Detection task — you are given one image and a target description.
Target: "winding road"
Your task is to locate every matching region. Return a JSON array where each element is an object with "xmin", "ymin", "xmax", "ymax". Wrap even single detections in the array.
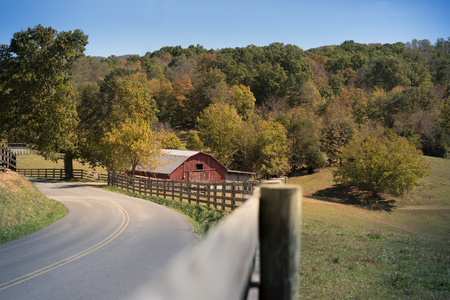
[{"xmin": 0, "ymin": 180, "xmax": 196, "ymax": 300}]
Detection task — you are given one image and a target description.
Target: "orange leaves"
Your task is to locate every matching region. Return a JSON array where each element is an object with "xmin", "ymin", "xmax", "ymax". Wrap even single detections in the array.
[{"xmin": 172, "ymin": 74, "xmax": 194, "ymax": 100}]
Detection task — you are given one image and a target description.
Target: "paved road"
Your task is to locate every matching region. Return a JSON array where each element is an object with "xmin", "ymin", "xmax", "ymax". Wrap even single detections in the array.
[{"xmin": 0, "ymin": 180, "xmax": 196, "ymax": 300}]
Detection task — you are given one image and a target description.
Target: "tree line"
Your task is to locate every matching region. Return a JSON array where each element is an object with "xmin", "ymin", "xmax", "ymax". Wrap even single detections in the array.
[{"xmin": 1, "ymin": 25, "xmax": 448, "ymax": 194}]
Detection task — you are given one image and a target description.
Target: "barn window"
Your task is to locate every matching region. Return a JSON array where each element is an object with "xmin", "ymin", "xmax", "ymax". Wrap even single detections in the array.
[{"xmin": 196, "ymin": 164, "xmax": 203, "ymax": 170}]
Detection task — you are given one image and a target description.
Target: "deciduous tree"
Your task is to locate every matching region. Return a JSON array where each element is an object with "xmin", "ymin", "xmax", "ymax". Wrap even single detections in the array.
[
  {"xmin": 101, "ymin": 119, "xmax": 162, "ymax": 176},
  {"xmin": 333, "ymin": 131, "xmax": 428, "ymax": 196},
  {"xmin": 232, "ymin": 116, "xmax": 289, "ymax": 178},
  {"xmin": 320, "ymin": 121, "xmax": 354, "ymax": 165},
  {"xmin": 229, "ymin": 84, "xmax": 256, "ymax": 119},
  {"xmin": 78, "ymin": 69, "xmax": 158, "ymax": 169},
  {"xmin": 160, "ymin": 131, "xmax": 181, "ymax": 149},
  {"xmin": 197, "ymin": 103, "xmax": 242, "ymax": 166},
  {"xmin": 282, "ymin": 111, "xmax": 326, "ymax": 173},
  {"xmin": 186, "ymin": 130, "xmax": 204, "ymax": 151},
  {"xmin": 0, "ymin": 25, "xmax": 88, "ymax": 178}
]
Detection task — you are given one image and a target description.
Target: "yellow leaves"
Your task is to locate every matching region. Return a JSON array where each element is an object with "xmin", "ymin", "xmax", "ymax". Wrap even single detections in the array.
[
  {"xmin": 100, "ymin": 119, "xmax": 162, "ymax": 173},
  {"xmin": 104, "ymin": 72, "xmax": 157, "ymax": 128},
  {"xmin": 391, "ymin": 86, "xmax": 405, "ymax": 93},
  {"xmin": 230, "ymin": 84, "xmax": 256, "ymax": 119},
  {"xmin": 335, "ymin": 131, "xmax": 428, "ymax": 196},
  {"xmin": 198, "ymin": 103, "xmax": 242, "ymax": 165}
]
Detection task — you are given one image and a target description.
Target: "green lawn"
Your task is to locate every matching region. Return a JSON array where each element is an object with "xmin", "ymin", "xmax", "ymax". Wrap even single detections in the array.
[
  {"xmin": 16, "ymin": 154, "xmax": 106, "ymax": 173},
  {"xmin": 289, "ymin": 156, "xmax": 449, "ymax": 299}
]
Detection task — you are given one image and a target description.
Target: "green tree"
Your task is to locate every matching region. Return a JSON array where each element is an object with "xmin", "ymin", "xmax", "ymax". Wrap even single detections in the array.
[
  {"xmin": 365, "ymin": 56, "xmax": 431, "ymax": 91},
  {"xmin": 101, "ymin": 119, "xmax": 162, "ymax": 176},
  {"xmin": 0, "ymin": 25, "xmax": 88, "ymax": 178},
  {"xmin": 101, "ymin": 72, "xmax": 157, "ymax": 129},
  {"xmin": 229, "ymin": 84, "xmax": 256, "ymax": 119},
  {"xmin": 197, "ymin": 103, "xmax": 242, "ymax": 166},
  {"xmin": 232, "ymin": 116, "xmax": 289, "ymax": 178},
  {"xmin": 186, "ymin": 130, "xmax": 204, "ymax": 151},
  {"xmin": 282, "ymin": 112, "xmax": 325, "ymax": 173},
  {"xmin": 160, "ymin": 131, "xmax": 181, "ymax": 149},
  {"xmin": 78, "ymin": 70, "xmax": 158, "ymax": 169},
  {"xmin": 383, "ymin": 86, "xmax": 438, "ymax": 127},
  {"xmin": 442, "ymin": 101, "xmax": 450, "ymax": 136},
  {"xmin": 154, "ymin": 74, "xmax": 194, "ymax": 126},
  {"xmin": 252, "ymin": 62, "xmax": 288, "ymax": 104},
  {"xmin": 333, "ymin": 131, "xmax": 428, "ymax": 196},
  {"xmin": 70, "ymin": 56, "xmax": 110, "ymax": 92},
  {"xmin": 187, "ymin": 68, "xmax": 227, "ymax": 126},
  {"xmin": 290, "ymin": 80, "xmax": 324, "ymax": 111},
  {"xmin": 320, "ymin": 122, "xmax": 354, "ymax": 164}
]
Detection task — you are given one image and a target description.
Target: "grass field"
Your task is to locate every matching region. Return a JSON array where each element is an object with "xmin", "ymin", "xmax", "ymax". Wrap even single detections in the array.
[
  {"xmin": 16, "ymin": 154, "xmax": 107, "ymax": 173},
  {"xmin": 289, "ymin": 156, "xmax": 449, "ymax": 299}
]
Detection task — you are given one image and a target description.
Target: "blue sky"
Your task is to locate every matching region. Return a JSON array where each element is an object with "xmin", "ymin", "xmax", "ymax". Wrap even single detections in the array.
[{"xmin": 1, "ymin": 0, "xmax": 449, "ymax": 57}]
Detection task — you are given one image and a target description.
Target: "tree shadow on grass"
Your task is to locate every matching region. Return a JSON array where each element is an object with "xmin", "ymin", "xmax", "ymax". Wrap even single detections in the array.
[{"xmin": 311, "ymin": 184, "xmax": 397, "ymax": 212}]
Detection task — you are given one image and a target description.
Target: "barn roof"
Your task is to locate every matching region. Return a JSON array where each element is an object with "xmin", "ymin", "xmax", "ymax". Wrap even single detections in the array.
[{"xmin": 135, "ymin": 149, "xmax": 200, "ymax": 175}]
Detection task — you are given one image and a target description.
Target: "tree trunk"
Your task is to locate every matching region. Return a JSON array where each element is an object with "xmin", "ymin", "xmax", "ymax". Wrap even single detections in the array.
[
  {"xmin": 64, "ymin": 150, "xmax": 74, "ymax": 179},
  {"xmin": 131, "ymin": 164, "xmax": 136, "ymax": 177}
]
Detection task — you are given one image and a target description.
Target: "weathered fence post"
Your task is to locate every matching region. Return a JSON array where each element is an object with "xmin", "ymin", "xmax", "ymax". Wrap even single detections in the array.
[
  {"xmin": 196, "ymin": 184, "xmax": 199, "ymax": 205},
  {"xmin": 259, "ymin": 184, "xmax": 301, "ymax": 300}
]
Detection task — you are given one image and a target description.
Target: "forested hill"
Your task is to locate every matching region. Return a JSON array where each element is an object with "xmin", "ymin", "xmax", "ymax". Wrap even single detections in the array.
[{"xmin": 71, "ymin": 38, "xmax": 450, "ymax": 175}]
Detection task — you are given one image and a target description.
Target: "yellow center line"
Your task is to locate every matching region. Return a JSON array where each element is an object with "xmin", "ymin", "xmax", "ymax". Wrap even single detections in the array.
[{"xmin": 0, "ymin": 201, "xmax": 130, "ymax": 291}]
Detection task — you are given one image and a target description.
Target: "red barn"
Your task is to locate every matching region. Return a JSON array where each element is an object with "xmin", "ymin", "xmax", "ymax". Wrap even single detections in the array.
[{"xmin": 134, "ymin": 149, "xmax": 254, "ymax": 183}]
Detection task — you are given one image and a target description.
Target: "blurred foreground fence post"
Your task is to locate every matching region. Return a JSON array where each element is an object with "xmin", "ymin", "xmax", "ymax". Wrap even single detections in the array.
[
  {"xmin": 259, "ymin": 185, "xmax": 301, "ymax": 300},
  {"xmin": 132, "ymin": 183, "xmax": 302, "ymax": 300}
]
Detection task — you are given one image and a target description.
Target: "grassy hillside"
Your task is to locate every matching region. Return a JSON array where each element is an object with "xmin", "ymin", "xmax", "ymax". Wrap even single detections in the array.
[
  {"xmin": 0, "ymin": 170, "xmax": 67, "ymax": 244},
  {"xmin": 289, "ymin": 156, "xmax": 449, "ymax": 299}
]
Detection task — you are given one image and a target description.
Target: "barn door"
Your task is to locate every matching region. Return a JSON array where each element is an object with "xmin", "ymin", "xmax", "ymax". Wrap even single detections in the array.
[{"xmin": 189, "ymin": 171, "xmax": 210, "ymax": 183}]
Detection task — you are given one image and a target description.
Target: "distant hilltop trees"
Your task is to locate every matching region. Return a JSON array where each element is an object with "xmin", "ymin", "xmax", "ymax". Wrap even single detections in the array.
[{"xmin": 1, "ymin": 26, "xmax": 449, "ymax": 182}]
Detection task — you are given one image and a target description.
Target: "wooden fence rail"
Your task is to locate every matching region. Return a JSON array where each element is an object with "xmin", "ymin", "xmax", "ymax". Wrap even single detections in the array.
[
  {"xmin": 17, "ymin": 169, "xmax": 108, "ymax": 182},
  {"xmin": 108, "ymin": 173, "xmax": 259, "ymax": 211},
  {"xmin": 1, "ymin": 144, "xmax": 16, "ymax": 171},
  {"xmin": 133, "ymin": 184, "xmax": 302, "ymax": 300},
  {"xmin": 15, "ymin": 169, "xmax": 257, "ymax": 210}
]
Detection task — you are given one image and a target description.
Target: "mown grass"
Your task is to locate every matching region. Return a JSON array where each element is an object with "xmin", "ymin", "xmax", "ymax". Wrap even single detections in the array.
[
  {"xmin": 300, "ymin": 205, "xmax": 448, "ymax": 299},
  {"xmin": 16, "ymin": 154, "xmax": 106, "ymax": 173},
  {"xmin": 289, "ymin": 156, "xmax": 449, "ymax": 299},
  {"xmin": 98, "ymin": 185, "xmax": 228, "ymax": 239},
  {"xmin": 0, "ymin": 170, "xmax": 68, "ymax": 244}
]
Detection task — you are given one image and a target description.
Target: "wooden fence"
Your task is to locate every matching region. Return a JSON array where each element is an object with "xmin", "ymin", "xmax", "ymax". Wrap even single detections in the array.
[
  {"xmin": 15, "ymin": 169, "xmax": 257, "ymax": 210},
  {"xmin": 11, "ymin": 149, "xmax": 39, "ymax": 156},
  {"xmin": 133, "ymin": 184, "xmax": 302, "ymax": 300},
  {"xmin": 1, "ymin": 144, "xmax": 16, "ymax": 171},
  {"xmin": 17, "ymin": 169, "xmax": 108, "ymax": 182},
  {"xmin": 108, "ymin": 173, "xmax": 259, "ymax": 210}
]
